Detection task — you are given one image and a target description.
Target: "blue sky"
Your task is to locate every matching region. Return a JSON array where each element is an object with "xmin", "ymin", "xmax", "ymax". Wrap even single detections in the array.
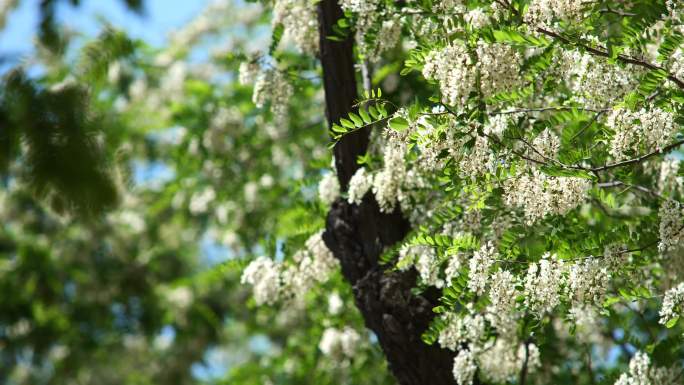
[{"xmin": 1, "ymin": 0, "xmax": 209, "ymax": 56}]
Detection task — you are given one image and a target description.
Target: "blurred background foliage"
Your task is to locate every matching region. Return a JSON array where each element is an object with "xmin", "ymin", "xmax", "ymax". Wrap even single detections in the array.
[{"xmin": 0, "ymin": 0, "xmax": 399, "ymax": 384}]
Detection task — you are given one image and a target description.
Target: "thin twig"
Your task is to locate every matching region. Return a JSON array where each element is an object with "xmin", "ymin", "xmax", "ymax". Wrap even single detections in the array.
[
  {"xmin": 490, "ymin": 106, "xmax": 608, "ymax": 115},
  {"xmin": 536, "ymin": 27, "xmax": 684, "ymax": 89}
]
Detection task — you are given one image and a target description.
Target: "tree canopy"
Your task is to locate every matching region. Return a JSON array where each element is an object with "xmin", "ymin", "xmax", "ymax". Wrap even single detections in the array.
[{"xmin": 2, "ymin": 1, "xmax": 684, "ymax": 385}]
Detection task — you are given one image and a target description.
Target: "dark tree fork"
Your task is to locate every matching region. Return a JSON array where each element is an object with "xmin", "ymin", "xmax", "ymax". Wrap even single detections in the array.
[{"xmin": 317, "ymin": 1, "xmax": 467, "ymax": 384}]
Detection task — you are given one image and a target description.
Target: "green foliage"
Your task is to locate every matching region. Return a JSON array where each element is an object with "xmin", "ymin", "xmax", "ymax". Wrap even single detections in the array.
[{"xmin": 1, "ymin": 70, "xmax": 119, "ymax": 215}]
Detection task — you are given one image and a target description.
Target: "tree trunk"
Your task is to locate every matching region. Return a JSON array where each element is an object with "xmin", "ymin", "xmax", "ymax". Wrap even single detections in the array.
[{"xmin": 317, "ymin": 2, "xmax": 459, "ymax": 384}]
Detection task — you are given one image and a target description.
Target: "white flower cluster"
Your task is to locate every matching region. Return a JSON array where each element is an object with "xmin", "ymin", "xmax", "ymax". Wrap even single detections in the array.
[
  {"xmin": 189, "ymin": 186, "xmax": 216, "ymax": 215},
  {"xmin": 318, "ymin": 172, "xmax": 340, "ymax": 205},
  {"xmin": 669, "ymin": 46, "xmax": 684, "ymax": 81},
  {"xmin": 607, "ymin": 107, "xmax": 677, "ymax": 160},
  {"xmin": 568, "ymin": 257, "xmax": 610, "ymax": 306},
  {"xmin": 464, "ymin": 8, "xmax": 490, "ymax": 29},
  {"xmin": 238, "ymin": 60, "xmax": 260, "ymax": 85},
  {"xmin": 475, "ymin": 42, "xmax": 523, "ymax": 98},
  {"xmin": 614, "ymin": 351, "xmax": 680, "ymax": 385},
  {"xmin": 339, "ymin": 0, "xmax": 378, "ymax": 14},
  {"xmin": 523, "ymin": 253, "xmax": 565, "ymax": 315},
  {"xmin": 423, "ymin": 41, "xmax": 522, "ymax": 106},
  {"xmin": 524, "ymin": 0, "xmax": 585, "ymax": 27},
  {"xmin": 666, "ymin": 0, "xmax": 683, "ymax": 22},
  {"xmin": 468, "ymin": 241, "xmax": 497, "ymax": 295},
  {"xmin": 284, "ymin": 232, "xmax": 339, "ymax": 299},
  {"xmin": 422, "ymin": 42, "xmax": 475, "ymax": 107},
  {"xmin": 252, "ymin": 69, "xmax": 294, "ymax": 122},
  {"xmin": 372, "ymin": 16, "xmax": 403, "ymax": 61},
  {"xmin": 438, "ymin": 310, "xmax": 486, "ymax": 351},
  {"xmin": 434, "ymin": 0, "xmax": 466, "ymax": 12},
  {"xmin": 456, "ymin": 136, "xmax": 498, "ymax": 181},
  {"xmin": 504, "ymin": 168, "xmax": 591, "ymax": 224},
  {"xmin": 347, "ymin": 167, "xmax": 372, "ymax": 204},
  {"xmin": 658, "ymin": 199, "xmax": 684, "ymax": 253},
  {"xmin": 241, "ymin": 256, "xmax": 282, "ymax": 305},
  {"xmin": 483, "ymin": 114, "xmax": 516, "ymax": 138},
  {"xmin": 273, "ymin": 0, "xmax": 319, "ymax": 54},
  {"xmin": 659, "ymin": 282, "xmax": 684, "ymax": 326},
  {"xmin": 441, "ymin": 308, "xmax": 541, "ymax": 385},
  {"xmin": 241, "ymin": 231, "xmax": 338, "ymax": 305},
  {"xmin": 318, "ymin": 327, "xmax": 362, "ymax": 360},
  {"xmin": 531, "ymin": 128, "xmax": 561, "ymax": 160},
  {"xmin": 398, "ymin": 245, "xmax": 444, "ymax": 287},
  {"xmin": 485, "ymin": 270, "xmax": 520, "ymax": 334},
  {"xmin": 558, "ymin": 50, "xmax": 640, "ymax": 109},
  {"xmin": 568, "ymin": 305, "xmax": 602, "ymax": 344},
  {"xmin": 477, "ymin": 339, "xmax": 541, "ymax": 384},
  {"xmin": 452, "ymin": 349, "xmax": 477, "ymax": 385},
  {"xmin": 339, "ymin": 0, "xmax": 400, "ymax": 61},
  {"xmin": 659, "ymin": 158, "xmax": 683, "ymax": 195},
  {"xmin": 372, "ymin": 137, "xmax": 407, "ymax": 212}
]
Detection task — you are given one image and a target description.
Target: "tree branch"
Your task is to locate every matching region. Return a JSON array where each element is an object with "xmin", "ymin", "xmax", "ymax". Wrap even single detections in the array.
[{"xmin": 535, "ymin": 27, "xmax": 684, "ymax": 89}]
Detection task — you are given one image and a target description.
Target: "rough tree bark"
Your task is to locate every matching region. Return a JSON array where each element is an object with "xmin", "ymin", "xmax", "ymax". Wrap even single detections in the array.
[{"xmin": 317, "ymin": 1, "xmax": 461, "ymax": 384}]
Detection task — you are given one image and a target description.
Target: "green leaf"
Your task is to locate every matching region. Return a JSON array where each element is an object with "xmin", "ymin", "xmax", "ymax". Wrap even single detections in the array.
[
  {"xmin": 388, "ymin": 117, "xmax": 409, "ymax": 131},
  {"xmin": 368, "ymin": 105, "xmax": 380, "ymax": 119},
  {"xmin": 340, "ymin": 118, "xmax": 355, "ymax": 129},
  {"xmin": 269, "ymin": 23, "xmax": 284, "ymax": 54},
  {"xmin": 349, "ymin": 112, "xmax": 363, "ymax": 127},
  {"xmin": 603, "ymin": 296, "xmax": 620, "ymax": 307},
  {"xmin": 359, "ymin": 108, "xmax": 372, "ymax": 124},
  {"xmin": 666, "ymin": 316, "xmax": 679, "ymax": 329}
]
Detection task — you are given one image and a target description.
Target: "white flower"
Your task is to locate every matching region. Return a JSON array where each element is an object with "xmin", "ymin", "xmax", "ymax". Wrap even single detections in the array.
[
  {"xmin": 452, "ymin": 349, "xmax": 477, "ymax": 385},
  {"xmin": 531, "ymin": 129, "xmax": 560, "ymax": 160},
  {"xmin": 477, "ymin": 338, "xmax": 541, "ymax": 383},
  {"xmin": 445, "ymin": 252, "xmax": 467, "ymax": 283},
  {"xmin": 659, "ymin": 282, "xmax": 684, "ymax": 326},
  {"xmin": 486, "ymin": 270, "xmax": 520, "ymax": 335},
  {"xmin": 456, "ymin": 136, "xmax": 497, "ymax": 181},
  {"xmin": 483, "ymin": 114, "xmax": 513, "ymax": 138},
  {"xmin": 568, "ymin": 258, "xmax": 610, "ymax": 306},
  {"xmin": 525, "ymin": 0, "xmax": 585, "ymax": 27},
  {"xmin": 327, "ymin": 292, "xmax": 344, "ymax": 315},
  {"xmin": 238, "ymin": 60, "xmax": 260, "ymax": 85},
  {"xmin": 658, "ymin": 199, "xmax": 684, "ymax": 253},
  {"xmin": 372, "ymin": 138, "xmax": 407, "ymax": 212},
  {"xmin": 273, "ymin": 0, "xmax": 319, "ymax": 54},
  {"xmin": 166, "ymin": 286, "xmax": 193, "ymax": 310},
  {"xmin": 348, "ymin": 167, "xmax": 372, "ymax": 204},
  {"xmin": 318, "ymin": 172, "xmax": 340, "ymax": 205},
  {"xmin": 318, "ymin": 327, "xmax": 362, "ymax": 359},
  {"xmin": 241, "ymin": 256, "xmax": 282, "ymax": 305},
  {"xmin": 422, "ymin": 42, "xmax": 476, "ymax": 107},
  {"xmin": 568, "ymin": 305, "xmax": 602, "ymax": 344},
  {"xmin": 557, "ymin": 50, "xmax": 640, "ymax": 109},
  {"xmin": 252, "ymin": 68, "xmax": 293, "ymax": 122},
  {"xmin": 614, "ymin": 351, "xmax": 680, "ymax": 385},
  {"xmin": 281, "ymin": 231, "xmax": 338, "ymax": 301},
  {"xmin": 438, "ymin": 311, "xmax": 485, "ymax": 351},
  {"xmin": 607, "ymin": 107, "xmax": 677, "ymax": 160},
  {"xmin": 658, "ymin": 157, "xmax": 682, "ymax": 195},
  {"xmin": 464, "ymin": 8, "xmax": 490, "ymax": 29},
  {"xmin": 504, "ymin": 168, "xmax": 591, "ymax": 224},
  {"xmin": 423, "ymin": 41, "xmax": 522, "ymax": 106},
  {"xmin": 189, "ymin": 186, "xmax": 216, "ymax": 215},
  {"xmin": 475, "ymin": 42, "xmax": 523, "ymax": 98},
  {"xmin": 468, "ymin": 241, "xmax": 497, "ymax": 295},
  {"xmin": 523, "ymin": 253, "xmax": 565, "ymax": 315}
]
